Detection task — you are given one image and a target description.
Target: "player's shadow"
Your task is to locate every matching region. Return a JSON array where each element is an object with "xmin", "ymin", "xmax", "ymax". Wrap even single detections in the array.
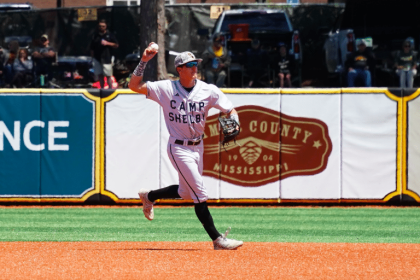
[
  {"xmin": 77, "ymin": 248, "xmax": 200, "ymax": 251},
  {"xmin": 136, "ymin": 248, "xmax": 200, "ymax": 251}
]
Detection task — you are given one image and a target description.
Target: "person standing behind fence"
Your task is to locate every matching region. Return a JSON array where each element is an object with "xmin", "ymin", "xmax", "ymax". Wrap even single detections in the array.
[
  {"xmin": 202, "ymin": 33, "xmax": 231, "ymax": 87},
  {"xmin": 394, "ymin": 39, "xmax": 418, "ymax": 88},
  {"xmin": 90, "ymin": 19, "xmax": 119, "ymax": 89},
  {"xmin": 32, "ymin": 34, "xmax": 56, "ymax": 87}
]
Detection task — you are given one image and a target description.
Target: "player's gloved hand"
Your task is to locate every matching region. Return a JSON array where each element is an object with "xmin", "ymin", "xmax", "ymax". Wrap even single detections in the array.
[{"xmin": 219, "ymin": 115, "xmax": 240, "ymax": 149}]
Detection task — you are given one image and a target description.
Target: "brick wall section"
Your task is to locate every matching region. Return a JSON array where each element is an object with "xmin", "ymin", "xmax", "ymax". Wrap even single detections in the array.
[
  {"xmin": 60, "ymin": 0, "xmax": 105, "ymax": 8},
  {"xmin": 0, "ymin": 0, "xmax": 106, "ymax": 9},
  {"xmin": 175, "ymin": 0, "xmax": 330, "ymax": 3},
  {"xmin": 0, "ymin": 0, "xmax": 331, "ymax": 9}
]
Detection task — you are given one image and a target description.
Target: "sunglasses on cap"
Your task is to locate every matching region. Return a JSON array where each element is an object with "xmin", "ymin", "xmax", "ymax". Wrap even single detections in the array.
[{"xmin": 184, "ymin": 61, "xmax": 198, "ymax": 68}]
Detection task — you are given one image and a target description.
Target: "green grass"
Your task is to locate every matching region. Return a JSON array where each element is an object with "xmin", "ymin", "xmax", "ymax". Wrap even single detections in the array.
[{"xmin": 0, "ymin": 207, "xmax": 419, "ymax": 243}]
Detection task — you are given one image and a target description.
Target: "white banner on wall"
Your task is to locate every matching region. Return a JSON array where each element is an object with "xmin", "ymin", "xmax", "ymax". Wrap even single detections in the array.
[
  {"xmin": 407, "ymin": 90, "xmax": 420, "ymax": 201},
  {"xmin": 280, "ymin": 90, "xmax": 341, "ymax": 199},
  {"xmin": 341, "ymin": 90, "xmax": 398, "ymax": 199},
  {"xmin": 105, "ymin": 93, "xmax": 161, "ymax": 199}
]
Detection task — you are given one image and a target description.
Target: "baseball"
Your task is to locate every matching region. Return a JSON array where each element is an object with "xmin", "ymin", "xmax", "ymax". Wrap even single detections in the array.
[{"xmin": 150, "ymin": 43, "xmax": 159, "ymax": 51}]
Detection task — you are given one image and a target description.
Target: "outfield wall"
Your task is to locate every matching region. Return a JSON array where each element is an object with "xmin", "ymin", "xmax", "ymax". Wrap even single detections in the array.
[{"xmin": 0, "ymin": 88, "xmax": 419, "ymax": 204}]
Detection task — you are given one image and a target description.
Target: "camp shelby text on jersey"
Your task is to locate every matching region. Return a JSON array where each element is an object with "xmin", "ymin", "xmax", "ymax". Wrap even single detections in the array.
[{"xmin": 168, "ymin": 100, "xmax": 206, "ymax": 124}]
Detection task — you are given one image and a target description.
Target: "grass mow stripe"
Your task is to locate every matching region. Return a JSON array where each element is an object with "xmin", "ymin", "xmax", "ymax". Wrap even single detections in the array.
[{"xmin": 0, "ymin": 207, "xmax": 419, "ymax": 243}]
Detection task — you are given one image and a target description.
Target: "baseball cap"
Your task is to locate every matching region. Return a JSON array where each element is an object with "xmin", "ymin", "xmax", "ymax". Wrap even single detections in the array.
[
  {"xmin": 41, "ymin": 34, "xmax": 48, "ymax": 40},
  {"xmin": 174, "ymin": 51, "xmax": 202, "ymax": 68}
]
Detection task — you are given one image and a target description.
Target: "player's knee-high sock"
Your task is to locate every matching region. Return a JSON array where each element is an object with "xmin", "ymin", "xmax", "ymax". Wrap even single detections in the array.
[
  {"xmin": 194, "ymin": 202, "xmax": 221, "ymax": 241},
  {"xmin": 147, "ymin": 185, "xmax": 181, "ymax": 202}
]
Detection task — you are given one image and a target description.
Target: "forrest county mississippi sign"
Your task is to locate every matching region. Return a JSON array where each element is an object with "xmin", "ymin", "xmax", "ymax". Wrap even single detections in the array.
[{"xmin": 203, "ymin": 105, "xmax": 332, "ymax": 187}]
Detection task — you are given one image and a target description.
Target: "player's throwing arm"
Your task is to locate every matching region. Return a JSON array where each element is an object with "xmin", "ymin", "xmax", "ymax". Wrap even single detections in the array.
[{"xmin": 128, "ymin": 42, "xmax": 159, "ymax": 94}]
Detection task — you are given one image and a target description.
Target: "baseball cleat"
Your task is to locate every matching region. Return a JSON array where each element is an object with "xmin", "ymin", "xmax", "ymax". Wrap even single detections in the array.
[
  {"xmin": 138, "ymin": 189, "xmax": 154, "ymax": 221},
  {"xmin": 213, "ymin": 227, "xmax": 243, "ymax": 250}
]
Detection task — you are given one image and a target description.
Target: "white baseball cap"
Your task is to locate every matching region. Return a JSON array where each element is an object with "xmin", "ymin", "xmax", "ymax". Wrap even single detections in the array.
[{"xmin": 174, "ymin": 51, "xmax": 202, "ymax": 68}]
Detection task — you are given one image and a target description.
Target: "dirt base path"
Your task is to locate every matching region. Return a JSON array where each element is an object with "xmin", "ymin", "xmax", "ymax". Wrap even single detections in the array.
[{"xmin": 0, "ymin": 242, "xmax": 419, "ymax": 279}]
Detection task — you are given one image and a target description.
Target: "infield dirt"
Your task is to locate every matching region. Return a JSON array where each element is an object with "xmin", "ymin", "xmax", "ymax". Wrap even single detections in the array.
[{"xmin": 0, "ymin": 242, "xmax": 419, "ymax": 279}]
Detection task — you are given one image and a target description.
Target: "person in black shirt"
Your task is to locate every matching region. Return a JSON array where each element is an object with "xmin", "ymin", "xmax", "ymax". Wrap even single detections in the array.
[
  {"xmin": 90, "ymin": 19, "xmax": 119, "ymax": 89},
  {"xmin": 346, "ymin": 39, "xmax": 375, "ymax": 87},
  {"xmin": 275, "ymin": 42, "xmax": 295, "ymax": 88},
  {"xmin": 32, "ymin": 34, "xmax": 56, "ymax": 87}
]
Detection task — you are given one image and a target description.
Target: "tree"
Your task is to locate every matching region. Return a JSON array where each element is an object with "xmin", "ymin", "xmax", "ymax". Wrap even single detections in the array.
[
  {"xmin": 156, "ymin": 0, "xmax": 168, "ymax": 80},
  {"xmin": 140, "ymin": 0, "xmax": 168, "ymax": 81}
]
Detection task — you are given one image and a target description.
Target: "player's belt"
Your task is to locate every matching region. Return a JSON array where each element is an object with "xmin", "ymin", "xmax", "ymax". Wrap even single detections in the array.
[{"xmin": 175, "ymin": 139, "xmax": 201, "ymax": 146}]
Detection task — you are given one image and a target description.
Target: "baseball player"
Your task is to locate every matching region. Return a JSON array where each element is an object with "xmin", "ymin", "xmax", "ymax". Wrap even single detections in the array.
[{"xmin": 129, "ymin": 42, "xmax": 243, "ymax": 250}]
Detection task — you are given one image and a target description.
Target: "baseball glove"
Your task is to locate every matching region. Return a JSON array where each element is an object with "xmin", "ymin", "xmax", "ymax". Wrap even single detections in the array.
[{"xmin": 218, "ymin": 116, "xmax": 240, "ymax": 149}]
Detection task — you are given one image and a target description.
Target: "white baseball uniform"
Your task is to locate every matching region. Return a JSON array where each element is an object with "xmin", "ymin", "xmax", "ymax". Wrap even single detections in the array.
[{"xmin": 147, "ymin": 79, "xmax": 233, "ymax": 203}]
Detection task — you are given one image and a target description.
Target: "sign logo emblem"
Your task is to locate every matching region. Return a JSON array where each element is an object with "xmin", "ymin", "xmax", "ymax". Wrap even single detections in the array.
[{"xmin": 203, "ymin": 105, "xmax": 332, "ymax": 187}]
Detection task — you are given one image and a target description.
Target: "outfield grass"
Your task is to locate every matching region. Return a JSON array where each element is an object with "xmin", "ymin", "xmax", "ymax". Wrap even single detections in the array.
[{"xmin": 0, "ymin": 207, "xmax": 419, "ymax": 243}]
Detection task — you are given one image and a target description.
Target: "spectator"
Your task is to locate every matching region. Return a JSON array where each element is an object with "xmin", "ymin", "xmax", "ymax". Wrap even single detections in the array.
[
  {"xmin": 90, "ymin": 19, "xmax": 119, "ymax": 89},
  {"xmin": 274, "ymin": 42, "xmax": 295, "ymax": 88},
  {"xmin": 394, "ymin": 39, "xmax": 417, "ymax": 88},
  {"xmin": 4, "ymin": 40, "xmax": 20, "ymax": 87},
  {"xmin": 32, "ymin": 34, "xmax": 56, "ymax": 86},
  {"xmin": 245, "ymin": 39, "xmax": 267, "ymax": 87},
  {"xmin": 0, "ymin": 46, "xmax": 6, "ymax": 86},
  {"xmin": 346, "ymin": 39, "xmax": 375, "ymax": 87},
  {"xmin": 202, "ymin": 33, "xmax": 231, "ymax": 87},
  {"xmin": 11, "ymin": 48, "xmax": 33, "ymax": 88}
]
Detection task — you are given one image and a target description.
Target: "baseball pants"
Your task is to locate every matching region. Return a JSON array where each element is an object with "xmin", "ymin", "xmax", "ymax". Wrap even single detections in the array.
[{"xmin": 167, "ymin": 138, "xmax": 208, "ymax": 203}]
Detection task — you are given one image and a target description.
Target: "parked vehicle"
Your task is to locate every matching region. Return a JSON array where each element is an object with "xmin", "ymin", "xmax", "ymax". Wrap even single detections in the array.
[
  {"xmin": 210, "ymin": 9, "xmax": 302, "ymax": 87},
  {"xmin": 212, "ymin": 9, "xmax": 301, "ymax": 58}
]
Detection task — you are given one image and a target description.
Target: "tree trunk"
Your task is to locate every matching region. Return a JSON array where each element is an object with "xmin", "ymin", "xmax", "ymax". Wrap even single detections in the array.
[
  {"xmin": 157, "ymin": 0, "xmax": 169, "ymax": 80},
  {"xmin": 140, "ymin": 0, "xmax": 168, "ymax": 82},
  {"xmin": 140, "ymin": 0, "xmax": 157, "ymax": 82}
]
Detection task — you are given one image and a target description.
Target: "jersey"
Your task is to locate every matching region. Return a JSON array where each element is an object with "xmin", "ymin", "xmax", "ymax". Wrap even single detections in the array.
[{"xmin": 146, "ymin": 79, "xmax": 233, "ymax": 140}]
